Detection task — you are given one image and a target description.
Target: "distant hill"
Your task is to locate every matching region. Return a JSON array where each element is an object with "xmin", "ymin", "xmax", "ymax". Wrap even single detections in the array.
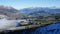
[{"xmin": 19, "ymin": 7, "xmax": 60, "ymax": 16}]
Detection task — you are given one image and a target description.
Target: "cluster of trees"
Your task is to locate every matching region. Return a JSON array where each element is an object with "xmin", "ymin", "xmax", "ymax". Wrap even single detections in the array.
[{"xmin": 51, "ymin": 13, "xmax": 60, "ymax": 20}]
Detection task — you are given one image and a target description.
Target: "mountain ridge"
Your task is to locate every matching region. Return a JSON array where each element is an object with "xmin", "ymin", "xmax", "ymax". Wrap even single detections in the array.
[{"xmin": 19, "ymin": 7, "xmax": 60, "ymax": 16}]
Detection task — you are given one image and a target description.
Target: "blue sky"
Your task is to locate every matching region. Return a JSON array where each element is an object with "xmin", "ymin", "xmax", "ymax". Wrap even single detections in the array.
[{"xmin": 0, "ymin": 0, "xmax": 60, "ymax": 9}]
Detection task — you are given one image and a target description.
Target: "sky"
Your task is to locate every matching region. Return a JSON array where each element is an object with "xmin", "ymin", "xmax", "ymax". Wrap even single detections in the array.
[{"xmin": 0, "ymin": 0, "xmax": 60, "ymax": 9}]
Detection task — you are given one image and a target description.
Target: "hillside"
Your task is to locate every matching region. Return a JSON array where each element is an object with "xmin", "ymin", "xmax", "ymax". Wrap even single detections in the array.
[{"xmin": 0, "ymin": 5, "xmax": 25, "ymax": 19}]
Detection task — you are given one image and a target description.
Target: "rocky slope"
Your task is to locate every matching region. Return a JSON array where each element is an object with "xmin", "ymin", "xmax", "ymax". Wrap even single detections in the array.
[{"xmin": 0, "ymin": 5, "xmax": 24, "ymax": 19}]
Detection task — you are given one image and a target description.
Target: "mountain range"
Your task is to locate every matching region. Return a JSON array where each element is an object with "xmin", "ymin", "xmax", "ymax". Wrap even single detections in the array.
[
  {"xmin": 19, "ymin": 7, "xmax": 60, "ymax": 16},
  {"xmin": 0, "ymin": 5, "xmax": 60, "ymax": 19}
]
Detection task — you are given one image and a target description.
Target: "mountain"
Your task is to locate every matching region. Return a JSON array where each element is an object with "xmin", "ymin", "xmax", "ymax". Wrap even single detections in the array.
[
  {"xmin": 0, "ymin": 5, "xmax": 25, "ymax": 19},
  {"xmin": 19, "ymin": 7, "xmax": 60, "ymax": 16}
]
